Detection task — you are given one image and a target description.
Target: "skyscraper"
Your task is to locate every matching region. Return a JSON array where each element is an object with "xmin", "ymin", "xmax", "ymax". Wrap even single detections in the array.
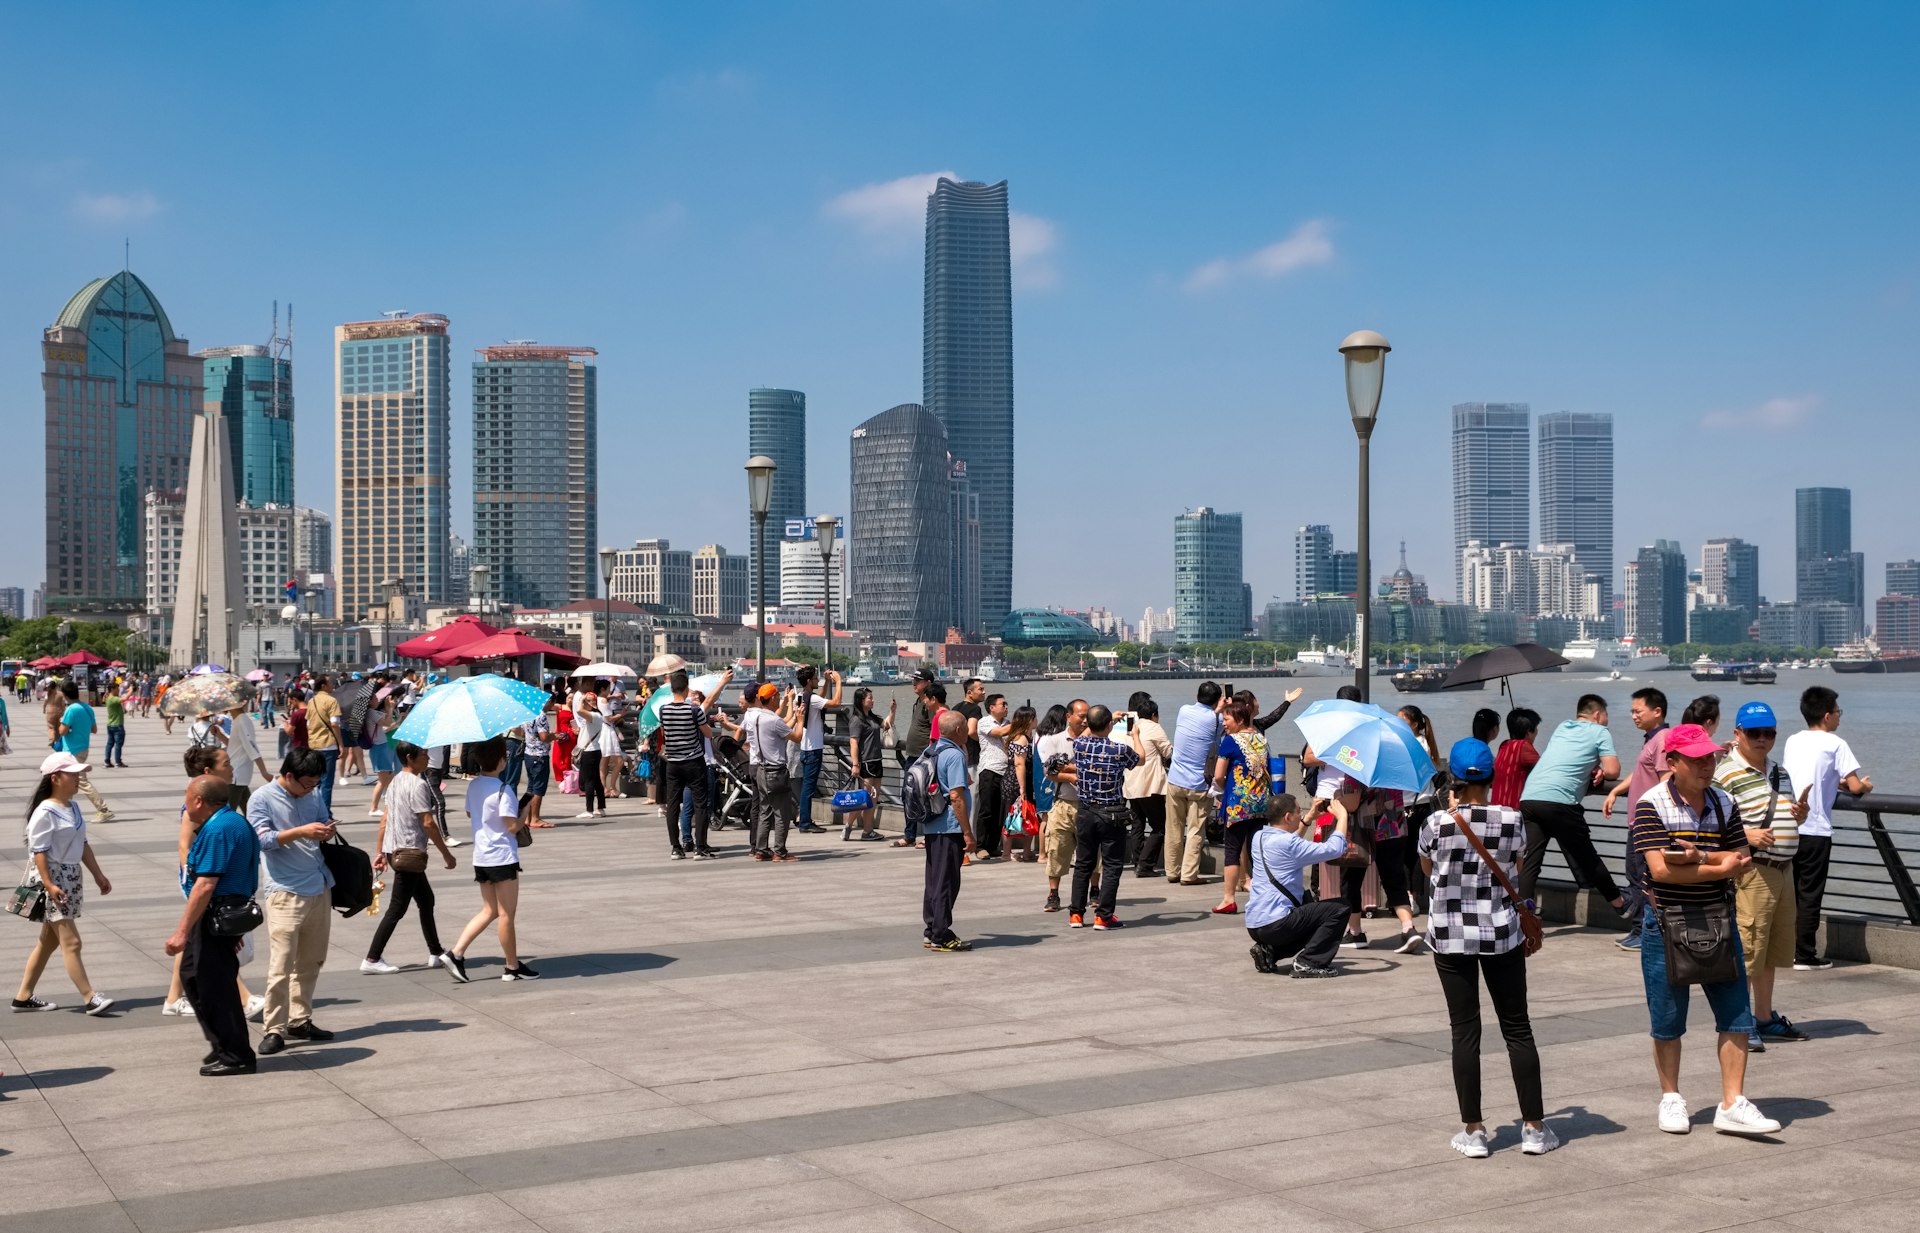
[
  {"xmin": 949, "ymin": 459, "xmax": 982, "ymax": 638},
  {"xmin": 609, "ymin": 538, "xmax": 692, "ymax": 612},
  {"xmin": 1451, "ymin": 403, "xmax": 1531, "ymax": 600},
  {"xmin": 1700, "ymin": 537, "xmax": 1761, "ymax": 615},
  {"xmin": 849, "ymin": 404, "xmax": 952, "ymax": 642},
  {"xmin": 335, "ymin": 312, "xmax": 451, "ymax": 622},
  {"xmin": 1538, "ymin": 411, "xmax": 1615, "ymax": 615},
  {"xmin": 1624, "ymin": 540, "xmax": 1687, "ymax": 645},
  {"xmin": 1173, "ymin": 508, "xmax": 1244, "ymax": 643},
  {"xmin": 748, "ymin": 388, "xmax": 806, "ymax": 601},
  {"xmin": 43, "ymin": 271, "xmax": 200, "ymax": 613},
  {"xmin": 692, "ymin": 544, "xmax": 750, "ymax": 620},
  {"xmin": 923, "ymin": 178, "xmax": 1014, "ymax": 629},
  {"xmin": 200, "ymin": 342, "xmax": 293, "ymax": 508},
  {"xmin": 1888, "ymin": 560, "xmax": 1920, "ymax": 598},
  {"xmin": 1294, "ymin": 524, "xmax": 1333, "ymax": 599},
  {"xmin": 1795, "ymin": 487, "xmax": 1851, "ymax": 563},
  {"xmin": 472, "ymin": 344, "xmax": 598, "ymax": 607}
]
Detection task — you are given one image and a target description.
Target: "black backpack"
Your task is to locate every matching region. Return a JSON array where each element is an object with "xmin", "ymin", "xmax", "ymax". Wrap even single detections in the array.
[
  {"xmin": 903, "ymin": 746, "xmax": 951, "ymax": 831},
  {"xmin": 321, "ymin": 832, "xmax": 375, "ymax": 918}
]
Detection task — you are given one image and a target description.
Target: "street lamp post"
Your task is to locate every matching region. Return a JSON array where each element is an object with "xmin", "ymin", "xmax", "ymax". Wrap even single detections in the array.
[
  {"xmin": 599, "ymin": 547, "xmax": 618, "ymax": 664},
  {"xmin": 1338, "ymin": 330, "xmax": 1392, "ymax": 702},
  {"xmin": 745, "ymin": 455, "xmax": 777, "ymax": 681},
  {"xmin": 814, "ymin": 514, "xmax": 839, "ymax": 677},
  {"xmin": 381, "ymin": 579, "xmax": 396, "ymax": 667},
  {"xmin": 469, "ymin": 564, "xmax": 489, "ymax": 618}
]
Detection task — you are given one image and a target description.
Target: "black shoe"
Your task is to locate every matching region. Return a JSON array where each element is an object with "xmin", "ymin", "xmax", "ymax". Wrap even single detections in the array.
[
  {"xmin": 1043, "ymin": 891, "xmax": 1061, "ymax": 913},
  {"xmin": 200, "ymin": 1059, "xmax": 257, "ymax": 1077},
  {"xmin": 502, "ymin": 964, "xmax": 541, "ymax": 981},
  {"xmin": 203, "ymin": 1049, "xmax": 220, "ymax": 1065},
  {"xmin": 1291, "ymin": 963, "xmax": 1337, "ymax": 979},
  {"xmin": 286, "ymin": 1020, "xmax": 333, "ymax": 1041},
  {"xmin": 694, "ymin": 848, "xmax": 717, "ymax": 860},
  {"xmin": 444, "ymin": 952, "xmax": 470, "ymax": 983},
  {"xmin": 257, "ymin": 1032, "xmax": 286, "ymax": 1055},
  {"xmin": 796, "ymin": 823, "xmax": 826, "ymax": 834},
  {"xmin": 670, "ymin": 847, "xmax": 687, "ymax": 860},
  {"xmin": 1250, "ymin": 943, "xmax": 1278, "ymax": 974}
]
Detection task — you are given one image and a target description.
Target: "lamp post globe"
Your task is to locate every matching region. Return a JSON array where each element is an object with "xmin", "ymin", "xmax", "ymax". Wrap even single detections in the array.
[
  {"xmin": 814, "ymin": 514, "xmax": 839, "ymax": 678},
  {"xmin": 1337, "ymin": 330, "xmax": 1390, "ymax": 700}
]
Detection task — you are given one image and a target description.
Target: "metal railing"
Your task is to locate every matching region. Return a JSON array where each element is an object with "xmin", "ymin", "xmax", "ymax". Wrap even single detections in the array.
[{"xmin": 1534, "ymin": 791, "xmax": 1920, "ymax": 925}]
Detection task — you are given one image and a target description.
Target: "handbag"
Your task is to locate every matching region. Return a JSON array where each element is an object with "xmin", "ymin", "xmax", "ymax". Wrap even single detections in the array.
[
  {"xmin": 6, "ymin": 874, "xmax": 46, "ymax": 922},
  {"xmin": 1320, "ymin": 808, "xmax": 1375, "ymax": 869},
  {"xmin": 208, "ymin": 893, "xmax": 264, "ymax": 936},
  {"xmin": 832, "ymin": 788, "xmax": 874, "ymax": 813},
  {"xmin": 1002, "ymin": 798, "xmax": 1038, "ymax": 837},
  {"xmin": 1656, "ymin": 792, "xmax": 1738, "ymax": 986},
  {"xmin": 1448, "ymin": 808, "xmax": 1544, "ymax": 957},
  {"xmin": 389, "ymin": 847, "xmax": 428, "ymax": 874},
  {"xmin": 752, "ymin": 717, "xmax": 791, "ymax": 794}
]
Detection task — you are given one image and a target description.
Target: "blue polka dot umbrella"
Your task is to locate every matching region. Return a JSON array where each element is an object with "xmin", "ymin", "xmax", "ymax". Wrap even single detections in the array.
[{"xmin": 392, "ymin": 673, "xmax": 550, "ymax": 747}]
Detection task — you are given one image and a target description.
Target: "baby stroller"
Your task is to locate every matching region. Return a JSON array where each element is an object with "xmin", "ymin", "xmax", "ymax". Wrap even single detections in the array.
[{"xmin": 708, "ymin": 732, "xmax": 756, "ymax": 831}]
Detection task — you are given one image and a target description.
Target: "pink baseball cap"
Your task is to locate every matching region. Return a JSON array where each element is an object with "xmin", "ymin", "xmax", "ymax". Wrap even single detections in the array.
[
  {"xmin": 1664, "ymin": 723, "xmax": 1723, "ymax": 759},
  {"xmin": 39, "ymin": 751, "xmax": 92, "ymax": 775}
]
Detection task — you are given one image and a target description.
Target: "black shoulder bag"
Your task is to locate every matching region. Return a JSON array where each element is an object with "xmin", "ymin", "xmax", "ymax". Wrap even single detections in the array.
[{"xmin": 1658, "ymin": 791, "xmax": 1740, "ymax": 987}]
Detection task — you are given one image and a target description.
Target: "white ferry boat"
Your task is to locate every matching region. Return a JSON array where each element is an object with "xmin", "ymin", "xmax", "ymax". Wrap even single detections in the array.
[
  {"xmin": 1562, "ymin": 635, "xmax": 1671, "ymax": 674},
  {"xmin": 1289, "ymin": 639, "xmax": 1357, "ymax": 678}
]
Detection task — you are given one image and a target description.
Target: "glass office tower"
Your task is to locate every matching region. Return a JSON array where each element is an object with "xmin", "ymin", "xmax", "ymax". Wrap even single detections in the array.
[
  {"xmin": 748, "ymin": 388, "xmax": 806, "ymax": 602},
  {"xmin": 1174, "ymin": 507, "xmax": 1245, "ymax": 643},
  {"xmin": 849, "ymin": 404, "xmax": 952, "ymax": 642},
  {"xmin": 473, "ymin": 345, "xmax": 598, "ymax": 607},
  {"xmin": 1538, "ymin": 411, "xmax": 1615, "ymax": 616},
  {"xmin": 200, "ymin": 345, "xmax": 293, "ymax": 508},
  {"xmin": 1451, "ymin": 403, "xmax": 1530, "ymax": 601}
]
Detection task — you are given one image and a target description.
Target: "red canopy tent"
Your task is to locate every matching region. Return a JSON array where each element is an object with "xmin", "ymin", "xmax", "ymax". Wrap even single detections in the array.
[
  {"xmin": 29, "ymin": 656, "xmax": 61, "ymax": 670},
  {"xmin": 394, "ymin": 615, "xmax": 501, "ymax": 661},
  {"xmin": 431, "ymin": 630, "xmax": 586, "ymax": 669},
  {"xmin": 58, "ymin": 650, "xmax": 110, "ymax": 667}
]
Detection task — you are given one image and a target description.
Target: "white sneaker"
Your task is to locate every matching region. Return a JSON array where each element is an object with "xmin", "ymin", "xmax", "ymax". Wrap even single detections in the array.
[
  {"xmin": 577, "ymin": 809, "xmax": 596, "ymax": 818},
  {"xmin": 1450, "ymin": 1129, "xmax": 1489, "ymax": 1158},
  {"xmin": 368, "ymin": 806, "xmax": 384, "ymax": 816},
  {"xmin": 1713, "ymin": 1096, "xmax": 1782, "ymax": 1136},
  {"xmin": 245, "ymin": 995, "xmax": 265, "ymax": 1021},
  {"xmin": 445, "ymin": 836, "xmax": 463, "ymax": 848},
  {"xmin": 359, "ymin": 958, "xmax": 400, "ymax": 975},
  {"xmin": 1658, "ymin": 1092, "xmax": 1691, "ymax": 1134},
  {"xmin": 1521, "ymin": 1124, "xmax": 1560, "ymax": 1155},
  {"xmin": 426, "ymin": 953, "xmax": 443, "ymax": 969},
  {"xmin": 161, "ymin": 997, "xmax": 194, "ymax": 1016},
  {"xmin": 83, "ymin": 993, "xmax": 115, "ymax": 1016}
]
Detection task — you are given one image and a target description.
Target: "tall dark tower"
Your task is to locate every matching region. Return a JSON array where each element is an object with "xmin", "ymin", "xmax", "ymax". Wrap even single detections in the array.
[{"xmin": 923, "ymin": 178, "xmax": 1013, "ymax": 630}]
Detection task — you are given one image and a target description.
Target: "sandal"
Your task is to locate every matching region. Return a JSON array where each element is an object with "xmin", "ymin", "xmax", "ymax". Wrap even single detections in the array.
[
  {"xmin": 528, "ymin": 820, "xmax": 556, "ymax": 828},
  {"xmin": 890, "ymin": 839, "xmax": 915, "ymax": 848}
]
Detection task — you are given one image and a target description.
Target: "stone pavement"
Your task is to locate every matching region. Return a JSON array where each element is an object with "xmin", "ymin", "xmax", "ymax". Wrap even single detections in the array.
[{"xmin": 2, "ymin": 711, "xmax": 1918, "ymax": 1233}]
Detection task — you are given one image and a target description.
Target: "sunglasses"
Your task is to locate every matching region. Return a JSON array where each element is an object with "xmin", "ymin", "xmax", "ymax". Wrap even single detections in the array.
[{"xmin": 1742, "ymin": 728, "xmax": 1777, "ymax": 739}]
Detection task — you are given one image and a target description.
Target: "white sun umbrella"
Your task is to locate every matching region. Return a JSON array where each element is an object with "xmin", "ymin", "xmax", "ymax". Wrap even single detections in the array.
[
  {"xmin": 645, "ymin": 652, "xmax": 687, "ymax": 677},
  {"xmin": 571, "ymin": 662, "xmax": 636, "ymax": 678}
]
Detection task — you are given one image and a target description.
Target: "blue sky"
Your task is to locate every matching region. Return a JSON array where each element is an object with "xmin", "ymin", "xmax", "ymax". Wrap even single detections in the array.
[{"xmin": 4, "ymin": 2, "xmax": 1917, "ymax": 623}]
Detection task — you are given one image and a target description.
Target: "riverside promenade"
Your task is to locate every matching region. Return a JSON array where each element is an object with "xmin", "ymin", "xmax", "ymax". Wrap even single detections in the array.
[{"xmin": 2, "ymin": 712, "xmax": 1918, "ymax": 1233}]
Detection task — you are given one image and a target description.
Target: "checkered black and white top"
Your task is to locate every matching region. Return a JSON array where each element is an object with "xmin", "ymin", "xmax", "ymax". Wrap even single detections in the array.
[{"xmin": 1417, "ymin": 804, "xmax": 1529, "ymax": 956}]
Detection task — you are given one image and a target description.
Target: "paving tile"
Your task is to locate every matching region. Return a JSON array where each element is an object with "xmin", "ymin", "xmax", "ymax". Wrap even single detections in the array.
[
  {"xmin": 532, "ymin": 1177, "xmax": 884, "ymax": 1233},
  {"xmin": 905, "ymin": 1160, "xmax": 1248, "ymax": 1233}
]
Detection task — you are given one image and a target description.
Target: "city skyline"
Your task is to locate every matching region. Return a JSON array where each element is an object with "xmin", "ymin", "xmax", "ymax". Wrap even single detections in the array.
[{"xmin": 5, "ymin": 5, "xmax": 1919, "ymax": 621}]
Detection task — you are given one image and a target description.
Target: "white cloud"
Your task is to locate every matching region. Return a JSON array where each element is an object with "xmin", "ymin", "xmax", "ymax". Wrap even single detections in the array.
[
  {"xmin": 71, "ymin": 190, "xmax": 161, "ymax": 224},
  {"xmin": 1700, "ymin": 394, "xmax": 1821, "ymax": 431},
  {"xmin": 823, "ymin": 170, "xmax": 959, "ymax": 239},
  {"xmin": 825, "ymin": 171, "xmax": 1061, "ymax": 288},
  {"xmin": 1185, "ymin": 218, "xmax": 1335, "ymax": 292},
  {"xmin": 1010, "ymin": 210, "xmax": 1058, "ymax": 290}
]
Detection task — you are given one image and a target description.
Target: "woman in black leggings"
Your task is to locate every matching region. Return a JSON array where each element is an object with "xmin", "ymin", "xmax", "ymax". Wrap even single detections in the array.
[
  {"xmin": 1341, "ymin": 789, "xmax": 1420, "ymax": 951},
  {"xmin": 574, "ymin": 692, "xmax": 607, "ymax": 818},
  {"xmin": 1418, "ymin": 738, "xmax": 1555, "ymax": 1159},
  {"xmin": 365, "ymin": 743, "xmax": 458, "ymax": 972}
]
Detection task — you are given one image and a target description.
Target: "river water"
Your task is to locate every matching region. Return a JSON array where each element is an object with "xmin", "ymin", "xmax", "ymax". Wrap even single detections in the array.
[{"xmin": 861, "ymin": 668, "xmax": 1912, "ymax": 787}]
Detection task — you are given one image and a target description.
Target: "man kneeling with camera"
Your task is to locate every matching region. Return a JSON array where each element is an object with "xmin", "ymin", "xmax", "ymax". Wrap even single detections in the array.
[{"xmin": 1245, "ymin": 787, "xmax": 1358, "ymax": 978}]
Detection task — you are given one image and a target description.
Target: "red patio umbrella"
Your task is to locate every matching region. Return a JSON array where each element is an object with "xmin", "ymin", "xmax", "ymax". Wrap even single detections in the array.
[
  {"xmin": 58, "ymin": 650, "xmax": 110, "ymax": 667},
  {"xmin": 432, "ymin": 630, "xmax": 586, "ymax": 669},
  {"xmin": 394, "ymin": 614, "xmax": 502, "ymax": 660},
  {"xmin": 29, "ymin": 656, "xmax": 61, "ymax": 670}
]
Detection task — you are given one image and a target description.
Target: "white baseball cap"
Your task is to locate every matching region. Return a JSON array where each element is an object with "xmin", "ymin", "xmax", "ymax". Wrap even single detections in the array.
[{"xmin": 39, "ymin": 752, "xmax": 92, "ymax": 776}]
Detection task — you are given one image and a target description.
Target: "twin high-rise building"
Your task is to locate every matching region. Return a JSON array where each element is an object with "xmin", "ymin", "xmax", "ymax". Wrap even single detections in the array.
[
  {"xmin": 1450, "ymin": 404, "xmax": 1531, "ymax": 600},
  {"xmin": 849, "ymin": 404, "xmax": 953, "ymax": 642},
  {"xmin": 1174, "ymin": 508, "xmax": 1245, "ymax": 643},
  {"xmin": 747, "ymin": 388, "xmax": 807, "ymax": 602},
  {"xmin": 42, "ymin": 271, "xmax": 201, "ymax": 613},
  {"xmin": 1794, "ymin": 486, "xmax": 1864, "ymax": 643},
  {"xmin": 1700, "ymin": 537, "xmax": 1761, "ymax": 616},
  {"xmin": 1538, "ymin": 411, "xmax": 1615, "ymax": 612},
  {"xmin": 472, "ymin": 345, "xmax": 599, "ymax": 608},
  {"xmin": 201, "ymin": 343, "xmax": 293, "ymax": 508},
  {"xmin": 1624, "ymin": 540, "xmax": 1687, "ymax": 645},
  {"xmin": 334, "ymin": 313, "xmax": 453, "ymax": 622},
  {"xmin": 924, "ymin": 178, "xmax": 1014, "ymax": 630}
]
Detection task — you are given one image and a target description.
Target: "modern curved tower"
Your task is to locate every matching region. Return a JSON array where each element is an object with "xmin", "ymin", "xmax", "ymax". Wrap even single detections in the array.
[
  {"xmin": 748, "ymin": 388, "xmax": 806, "ymax": 601},
  {"xmin": 924, "ymin": 179, "xmax": 1013, "ymax": 629},
  {"xmin": 849, "ymin": 403, "xmax": 952, "ymax": 642},
  {"xmin": 42, "ymin": 271, "xmax": 201, "ymax": 613}
]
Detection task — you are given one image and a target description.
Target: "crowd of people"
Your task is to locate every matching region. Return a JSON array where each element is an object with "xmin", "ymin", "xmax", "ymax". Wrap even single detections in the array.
[{"xmin": 3, "ymin": 660, "xmax": 1880, "ymax": 1152}]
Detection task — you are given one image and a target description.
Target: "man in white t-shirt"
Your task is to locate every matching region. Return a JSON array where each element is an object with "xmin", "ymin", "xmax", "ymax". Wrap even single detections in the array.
[
  {"xmin": 1780, "ymin": 685, "xmax": 1871, "ymax": 971},
  {"xmin": 792, "ymin": 665, "xmax": 842, "ymax": 835},
  {"xmin": 972, "ymin": 694, "xmax": 1013, "ymax": 861}
]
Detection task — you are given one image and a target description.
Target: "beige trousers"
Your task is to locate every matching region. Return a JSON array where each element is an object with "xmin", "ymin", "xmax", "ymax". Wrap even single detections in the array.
[
  {"xmin": 264, "ymin": 889, "xmax": 332, "ymax": 1035},
  {"xmin": 1165, "ymin": 783, "xmax": 1212, "ymax": 881}
]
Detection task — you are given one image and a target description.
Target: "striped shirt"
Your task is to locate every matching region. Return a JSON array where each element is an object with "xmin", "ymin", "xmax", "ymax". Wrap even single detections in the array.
[
  {"xmin": 657, "ymin": 698, "xmax": 708, "ymax": 763},
  {"xmin": 1713, "ymin": 750, "xmax": 1799, "ymax": 860},
  {"xmin": 1630, "ymin": 780, "xmax": 1747, "ymax": 908}
]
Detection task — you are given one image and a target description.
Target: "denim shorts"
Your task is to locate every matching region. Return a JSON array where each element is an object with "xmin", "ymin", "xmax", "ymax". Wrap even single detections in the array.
[
  {"xmin": 524, "ymin": 756, "xmax": 549, "ymax": 796},
  {"xmin": 1640, "ymin": 905, "xmax": 1755, "ymax": 1041},
  {"xmin": 369, "ymin": 742, "xmax": 399, "ymax": 774}
]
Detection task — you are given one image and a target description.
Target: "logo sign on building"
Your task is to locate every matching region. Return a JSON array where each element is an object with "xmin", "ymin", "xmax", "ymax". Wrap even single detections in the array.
[{"xmin": 783, "ymin": 518, "xmax": 846, "ymax": 541}]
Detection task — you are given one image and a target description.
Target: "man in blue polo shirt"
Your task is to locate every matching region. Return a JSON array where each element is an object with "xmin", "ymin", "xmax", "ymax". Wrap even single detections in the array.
[
  {"xmin": 1517, "ymin": 693, "xmax": 1625, "ymax": 916},
  {"xmin": 1165, "ymin": 682, "xmax": 1225, "ymax": 885},
  {"xmin": 166, "ymin": 776, "xmax": 260, "ymax": 1076},
  {"xmin": 921, "ymin": 712, "xmax": 975, "ymax": 953}
]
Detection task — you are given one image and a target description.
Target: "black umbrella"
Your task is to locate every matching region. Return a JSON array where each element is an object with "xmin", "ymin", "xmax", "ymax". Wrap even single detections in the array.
[{"xmin": 1443, "ymin": 642, "xmax": 1569, "ymax": 706}]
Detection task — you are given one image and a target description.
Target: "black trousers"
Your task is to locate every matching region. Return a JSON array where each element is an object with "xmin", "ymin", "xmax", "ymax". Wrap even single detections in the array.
[
  {"xmin": 1431, "ymin": 948, "xmax": 1544, "ymax": 1124},
  {"xmin": 663, "ymin": 756, "xmax": 709, "ymax": 852},
  {"xmin": 426, "ymin": 767, "xmax": 448, "ymax": 831},
  {"xmin": 922, "ymin": 832, "xmax": 965, "ymax": 944},
  {"xmin": 183, "ymin": 916, "xmax": 252, "ymax": 1066},
  {"xmin": 577, "ymin": 750, "xmax": 605, "ymax": 812},
  {"xmin": 1128, "ymin": 796, "xmax": 1167, "ymax": 874},
  {"xmin": 973, "ymin": 769, "xmax": 1007, "ymax": 857},
  {"xmin": 1344, "ymin": 834, "xmax": 1413, "ymax": 911},
  {"xmin": 1793, "ymin": 834, "xmax": 1833, "ymax": 964},
  {"xmin": 1070, "ymin": 802, "xmax": 1128, "ymax": 916},
  {"xmin": 1247, "ymin": 900, "xmax": 1349, "ymax": 970},
  {"xmin": 1517, "ymin": 799, "xmax": 1621, "ymax": 903},
  {"xmin": 367, "ymin": 869, "xmax": 441, "ymax": 961}
]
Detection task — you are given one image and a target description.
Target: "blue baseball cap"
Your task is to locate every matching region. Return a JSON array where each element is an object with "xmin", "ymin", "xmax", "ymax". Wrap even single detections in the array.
[
  {"xmin": 1448, "ymin": 738, "xmax": 1495, "ymax": 783},
  {"xmin": 1735, "ymin": 701, "xmax": 1777, "ymax": 730}
]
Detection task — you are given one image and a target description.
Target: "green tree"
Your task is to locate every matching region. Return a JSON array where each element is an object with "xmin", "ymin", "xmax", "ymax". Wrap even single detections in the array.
[{"xmin": 1, "ymin": 618, "xmax": 132, "ymax": 662}]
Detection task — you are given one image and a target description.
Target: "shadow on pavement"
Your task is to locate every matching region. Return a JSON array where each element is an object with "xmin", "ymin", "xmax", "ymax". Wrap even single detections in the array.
[
  {"xmin": 284, "ymin": 1046, "xmax": 375, "ymax": 1070},
  {"xmin": 0, "ymin": 1065, "xmax": 113, "ymax": 1094},
  {"xmin": 330, "ymin": 1017, "xmax": 464, "ymax": 1043},
  {"xmin": 1763, "ymin": 1096, "xmax": 1834, "ymax": 1128},
  {"xmin": 538, "ymin": 951, "xmax": 680, "ymax": 977},
  {"xmin": 1795, "ymin": 1018, "xmax": 1878, "ymax": 1039}
]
